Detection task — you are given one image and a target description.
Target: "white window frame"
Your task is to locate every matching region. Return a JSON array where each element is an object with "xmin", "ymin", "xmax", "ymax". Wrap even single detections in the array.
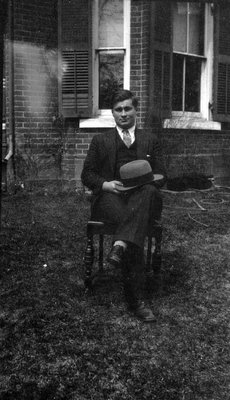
[
  {"xmin": 164, "ymin": 3, "xmax": 221, "ymax": 130},
  {"xmin": 80, "ymin": 0, "xmax": 130, "ymax": 128}
]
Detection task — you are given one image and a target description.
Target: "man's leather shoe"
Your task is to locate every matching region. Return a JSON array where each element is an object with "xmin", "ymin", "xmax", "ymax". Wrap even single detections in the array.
[
  {"xmin": 107, "ymin": 245, "xmax": 124, "ymax": 267},
  {"xmin": 133, "ymin": 302, "xmax": 157, "ymax": 322}
]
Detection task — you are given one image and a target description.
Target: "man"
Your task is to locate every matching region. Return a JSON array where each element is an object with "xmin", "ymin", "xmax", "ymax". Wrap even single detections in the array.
[{"xmin": 81, "ymin": 90, "xmax": 166, "ymax": 322}]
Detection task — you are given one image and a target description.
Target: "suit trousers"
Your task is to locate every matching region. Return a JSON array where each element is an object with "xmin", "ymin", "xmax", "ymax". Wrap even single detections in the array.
[
  {"xmin": 92, "ymin": 184, "xmax": 162, "ymax": 249},
  {"xmin": 91, "ymin": 184, "xmax": 163, "ymax": 307}
]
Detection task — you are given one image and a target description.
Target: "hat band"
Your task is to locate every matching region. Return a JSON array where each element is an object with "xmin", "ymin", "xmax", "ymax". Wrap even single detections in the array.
[{"xmin": 122, "ymin": 171, "xmax": 153, "ymax": 187}]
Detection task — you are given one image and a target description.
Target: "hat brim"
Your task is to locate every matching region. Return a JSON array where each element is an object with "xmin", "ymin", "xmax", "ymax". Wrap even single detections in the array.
[{"xmin": 117, "ymin": 174, "xmax": 164, "ymax": 192}]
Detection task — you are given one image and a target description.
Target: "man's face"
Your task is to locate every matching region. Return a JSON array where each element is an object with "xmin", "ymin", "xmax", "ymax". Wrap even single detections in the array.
[{"xmin": 112, "ymin": 98, "xmax": 137, "ymax": 130}]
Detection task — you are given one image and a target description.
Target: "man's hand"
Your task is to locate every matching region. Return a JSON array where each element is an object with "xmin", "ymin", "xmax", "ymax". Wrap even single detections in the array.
[{"xmin": 102, "ymin": 180, "xmax": 124, "ymax": 194}]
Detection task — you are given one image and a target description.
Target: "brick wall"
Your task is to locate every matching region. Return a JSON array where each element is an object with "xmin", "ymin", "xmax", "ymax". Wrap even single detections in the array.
[
  {"xmin": 161, "ymin": 129, "xmax": 230, "ymax": 181},
  {"xmin": 6, "ymin": 0, "xmax": 60, "ymax": 185},
  {"xmin": 5, "ymin": 0, "xmax": 230, "ymax": 190},
  {"xmin": 73, "ymin": 126, "xmax": 230, "ymax": 186},
  {"xmin": 130, "ymin": 0, "xmax": 151, "ymax": 128}
]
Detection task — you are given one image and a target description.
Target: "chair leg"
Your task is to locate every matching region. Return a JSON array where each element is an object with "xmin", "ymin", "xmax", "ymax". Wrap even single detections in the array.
[
  {"xmin": 99, "ymin": 234, "xmax": 104, "ymax": 271},
  {"xmin": 84, "ymin": 225, "xmax": 94, "ymax": 289},
  {"xmin": 152, "ymin": 225, "xmax": 162, "ymax": 274}
]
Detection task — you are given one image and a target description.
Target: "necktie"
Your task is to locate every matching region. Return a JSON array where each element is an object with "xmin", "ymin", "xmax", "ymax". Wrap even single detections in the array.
[{"xmin": 122, "ymin": 129, "xmax": 132, "ymax": 148}]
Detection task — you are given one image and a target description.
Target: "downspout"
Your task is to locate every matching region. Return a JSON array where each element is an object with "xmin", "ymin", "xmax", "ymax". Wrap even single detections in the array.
[
  {"xmin": 0, "ymin": 0, "xmax": 8, "ymax": 226},
  {"xmin": 0, "ymin": 7, "xmax": 4, "ymax": 221},
  {"xmin": 4, "ymin": 0, "xmax": 14, "ymax": 165}
]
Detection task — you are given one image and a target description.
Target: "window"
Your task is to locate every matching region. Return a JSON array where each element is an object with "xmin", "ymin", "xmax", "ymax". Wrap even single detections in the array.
[
  {"xmin": 59, "ymin": 0, "xmax": 130, "ymax": 126},
  {"xmin": 153, "ymin": 2, "xmax": 220, "ymax": 129},
  {"xmin": 172, "ymin": 3, "xmax": 205, "ymax": 112},
  {"xmin": 92, "ymin": 0, "xmax": 130, "ymax": 115}
]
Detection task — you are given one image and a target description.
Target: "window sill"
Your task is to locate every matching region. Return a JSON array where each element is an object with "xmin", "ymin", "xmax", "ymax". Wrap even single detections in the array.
[
  {"xmin": 80, "ymin": 115, "xmax": 221, "ymax": 131},
  {"xmin": 80, "ymin": 115, "xmax": 115, "ymax": 128},
  {"xmin": 163, "ymin": 117, "xmax": 221, "ymax": 130}
]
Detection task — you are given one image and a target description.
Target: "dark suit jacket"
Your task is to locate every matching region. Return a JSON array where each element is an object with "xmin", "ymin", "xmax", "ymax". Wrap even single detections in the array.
[{"xmin": 81, "ymin": 128, "xmax": 166, "ymax": 195}]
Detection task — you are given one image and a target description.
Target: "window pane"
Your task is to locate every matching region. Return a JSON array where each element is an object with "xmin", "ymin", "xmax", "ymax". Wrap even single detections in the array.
[
  {"xmin": 172, "ymin": 54, "xmax": 183, "ymax": 111},
  {"xmin": 188, "ymin": 3, "xmax": 204, "ymax": 55},
  {"xmin": 185, "ymin": 56, "xmax": 201, "ymax": 112},
  {"xmin": 99, "ymin": 52, "xmax": 124, "ymax": 109},
  {"xmin": 173, "ymin": 54, "xmax": 201, "ymax": 112},
  {"xmin": 173, "ymin": 3, "xmax": 187, "ymax": 52},
  {"xmin": 173, "ymin": 2, "xmax": 205, "ymax": 55},
  {"xmin": 99, "ymin": 0, "xmax": 123, "ymax": 47}
]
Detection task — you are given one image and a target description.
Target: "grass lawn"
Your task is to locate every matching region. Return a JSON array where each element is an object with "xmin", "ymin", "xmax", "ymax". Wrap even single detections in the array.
[{"xmin": 0, "ymin": 188, "xmax": 230, "ymax": 400}]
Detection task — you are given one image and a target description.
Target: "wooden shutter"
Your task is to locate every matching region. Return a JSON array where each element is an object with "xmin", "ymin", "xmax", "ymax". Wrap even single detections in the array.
[
  {"xmin": 59, "ymin": 0, "xmax": 92, "ymax": 118},
  {"xmin": 213, "ymin": 3, "xmax": 230, "ymax": 122},
  {"xmin": 149, "ymin": 1, "xmax": 172, "ymax": 121}
]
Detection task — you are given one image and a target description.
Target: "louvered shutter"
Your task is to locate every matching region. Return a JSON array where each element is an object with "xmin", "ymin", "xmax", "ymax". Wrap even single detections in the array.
[
  {"xmin": 59, "ymin": 0, "xmax": 92, "ymax": 118},
  {"xmin": 149, "ymin": 1, "xmax": 172, "ymax": 121},
  {"xmin": 213, "ymin": 3, "xmax": 230, "ymax": 122}
]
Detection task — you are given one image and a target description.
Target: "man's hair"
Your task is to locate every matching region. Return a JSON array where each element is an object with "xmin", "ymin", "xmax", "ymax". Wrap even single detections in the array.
[{"xmin": 111, "ymin": 89, "xmax": 138, "ymax": 110}]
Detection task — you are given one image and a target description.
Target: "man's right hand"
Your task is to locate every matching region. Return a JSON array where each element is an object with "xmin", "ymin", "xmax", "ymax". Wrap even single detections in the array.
[{"xmin": 102, "ymin": 180, "xmax": 124, "ymax": 194}]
